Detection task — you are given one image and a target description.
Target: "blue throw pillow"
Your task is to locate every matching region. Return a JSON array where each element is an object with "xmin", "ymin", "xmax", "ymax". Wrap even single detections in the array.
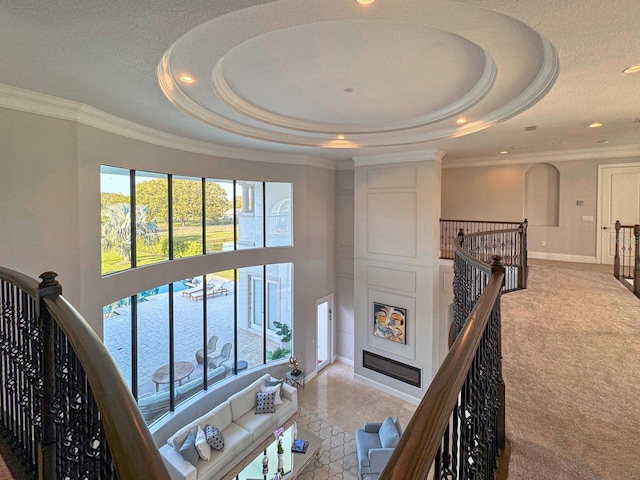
[
  {"xmin": 265, "ymin": 378, "xmax": 284, "ymax": 396},
  {"xmin": 378, "ymin": 416, "xmax": 400, "ymax": 449},
  {"xmin": 179, "ymin": 431, "xmax": 200, "ymax": 466}
]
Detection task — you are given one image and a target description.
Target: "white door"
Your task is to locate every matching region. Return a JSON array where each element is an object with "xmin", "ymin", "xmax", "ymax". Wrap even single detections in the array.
[
  {"xmin": 316, "ymin": 295, "xmax": 332, "ymax": 372},
  {"xmin": 597, "ymin": 164, "xmax": 640, "ymax": 264}
]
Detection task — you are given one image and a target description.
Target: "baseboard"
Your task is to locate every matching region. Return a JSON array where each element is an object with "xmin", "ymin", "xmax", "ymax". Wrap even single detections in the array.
[
  {"xmin": 528, "ymin": 252, "xmax": 597, "ymax": 264},
  {"xmin": 335, "ymin": 355, "xmax": 354, "ymax": 366},
  {"xmin": 305, "ymin": 369, "xmax": 317, "ymax": 384},
  {"xmin": 352, "ymin": 373, "xmax": 421, "ymax": 406}
]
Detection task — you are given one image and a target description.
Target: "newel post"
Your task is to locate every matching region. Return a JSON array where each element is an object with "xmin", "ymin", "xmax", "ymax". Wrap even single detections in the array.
[
  {"xmin": 614, "ymin": 221, "xmax": 621, "ymax": 279},
  {"xmin": 634, "ymin": 225, "xmax": 639, "ymax": 297},
  {"xmin": 37, "ymin": 272, "xmax": 61, "ymax": 480},
  {"xmin": 490, "ymin": 256, "xmax": 506, "ymax": 450},
  {"xmin": 518, "ymin": 219, "xmax": 528, "ymax": 289}
]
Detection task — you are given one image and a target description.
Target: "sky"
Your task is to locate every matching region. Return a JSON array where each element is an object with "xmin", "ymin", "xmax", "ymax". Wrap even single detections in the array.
[{"xmin": 100, "ymin": 166, "xmax": 235, "ymax": 198}]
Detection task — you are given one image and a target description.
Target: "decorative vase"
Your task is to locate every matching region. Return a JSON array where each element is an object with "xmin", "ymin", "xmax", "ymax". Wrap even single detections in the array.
[
  {"xmin": 262, "ymin": 454, "xmax": 269, "ymax": 470},
  {"xmin": 277, "ymin": 453, "xmax": 284, "ymax": 473}
]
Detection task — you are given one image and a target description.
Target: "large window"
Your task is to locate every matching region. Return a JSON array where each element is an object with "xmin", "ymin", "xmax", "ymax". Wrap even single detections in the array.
[
  {"xmin": 237, "ymin": 181, "xmax": 264, "ymax": 250},
  {"xmin": 100, "ymin": 166, "xmax": 132, "ymax": 275},
  {"xmin": 266, "ymin": 183, "xmax": 293, "ymax": 247},
  {"xmin": 103, "ymin": 263, "xmax": 292, "ymax": 425},
  {"xmin": 206, "ymin": 179, "xmax": 234, "ymax": 254},
  {"xmin": 99, "ymin": 166, "xmax": 292, "ymax": 276},
  {"xmin": 172, "ymin": 176, "xmax": 204, "ymax": 258},
  {"xmin": 135, "ymin": 171, "xmax": 168, "ymax": 266}
]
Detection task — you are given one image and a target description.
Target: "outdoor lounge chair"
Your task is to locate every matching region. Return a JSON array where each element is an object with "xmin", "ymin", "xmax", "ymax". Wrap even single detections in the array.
[
  {"xmin": 208, "ymin": 342, "xmax": 232, "ymax": 369},
  {"xmin": 180, "ymin": 278, "xmax": 211, "ymax": 297},
  {"xmin": 195, "ymin": 335, "xmax": 218, "ymax": 364},
  {"xmin": 191, "ymin": 279, "xmax": 229, "ymax": 302}
]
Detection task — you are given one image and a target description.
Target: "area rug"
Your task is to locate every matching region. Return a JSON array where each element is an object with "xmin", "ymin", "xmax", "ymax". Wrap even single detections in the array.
[
  {"xmin": 501, "ymin": 265, "xmax": 640, "ymax": 480},
  {"xmin": 224, "ymin": 408, "xmax": 361, "ymax": 480}
]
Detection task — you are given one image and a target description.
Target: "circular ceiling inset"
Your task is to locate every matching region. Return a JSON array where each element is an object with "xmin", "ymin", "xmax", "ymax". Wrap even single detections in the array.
[
  {"xmin": 213, "ymin": 21, "xmax": 493, "ymax": 132},
  {"xmin": 157, "ymin": 0, "xmax": 557, "ymax": 148}
]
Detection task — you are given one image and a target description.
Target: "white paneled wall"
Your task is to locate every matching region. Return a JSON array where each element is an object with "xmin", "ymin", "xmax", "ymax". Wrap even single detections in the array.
[{"xmin": 352, "ymin": 151, "xmax": 444, "ymax": 401}]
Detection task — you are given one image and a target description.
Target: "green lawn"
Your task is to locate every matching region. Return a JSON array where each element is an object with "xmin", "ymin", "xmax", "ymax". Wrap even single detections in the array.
[{"xmin": 101, "ymin": 224, "xmax": 235, "ymax": 275}]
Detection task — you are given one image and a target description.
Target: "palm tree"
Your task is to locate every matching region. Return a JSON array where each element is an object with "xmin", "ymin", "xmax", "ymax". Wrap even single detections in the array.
[{"xmin": 101, "ymin": 203, "xmax": 159, "ymax": 262}]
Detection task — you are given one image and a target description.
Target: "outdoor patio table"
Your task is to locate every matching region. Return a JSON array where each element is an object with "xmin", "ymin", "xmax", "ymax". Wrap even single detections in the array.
[{"xmin": 151, "ymin": 361, "xmax": 194, "ymax": 392}]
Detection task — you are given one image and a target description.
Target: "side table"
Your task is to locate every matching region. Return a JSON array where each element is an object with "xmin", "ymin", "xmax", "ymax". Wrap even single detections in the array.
[{"xmin": 285, "ymin": 369, "xmax": 306, "ymax": 390}]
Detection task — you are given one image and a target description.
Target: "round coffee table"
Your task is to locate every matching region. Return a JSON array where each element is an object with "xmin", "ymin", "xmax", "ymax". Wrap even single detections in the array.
[{"xmin": 152, "ymin": 361, "xmax": 194, "ymax": 392}]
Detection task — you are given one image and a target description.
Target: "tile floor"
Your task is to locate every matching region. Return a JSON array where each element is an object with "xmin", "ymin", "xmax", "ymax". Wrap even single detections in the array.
[
  {"xmin": 223, "ymin": 361, "xmax": 417, "ymax": 480},
  {"xmin": 297, "ymin": 362, "xmax": 417, "ymax": 436}
]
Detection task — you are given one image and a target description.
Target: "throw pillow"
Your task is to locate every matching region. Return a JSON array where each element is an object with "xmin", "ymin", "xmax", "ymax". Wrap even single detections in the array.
[
  {"xmin": 178, "ymin": 431, "xmax": 200, "ymax": 466},
  {"xmin": 260, "ymin": 384, "xmax": 283, "ymax": 405},
  {"xmin": 255, "ymin": 390, "xmax": 276, "ymax": 414},
  {"xmin": 205, "ymin": 425, "xmax": 225, "ymax": 451},
  {"xmin": 379, "ymin": 416, "xmax": 400, "ymax": 449},
  {"xmin": 195, "ymin": 426, "xmax": 211, "ymax": 461},
  {"xmin": 265, "ymin": 378, "xmax": 284, "ymax": 397}
]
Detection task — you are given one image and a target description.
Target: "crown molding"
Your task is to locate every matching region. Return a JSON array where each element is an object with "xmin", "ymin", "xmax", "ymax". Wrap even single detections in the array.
[
  {"xmin": 0, "ymin": 83, "xmax": 329, "ymax": 167},
  {"xmin": 443, "ymin": 144, "xmax": 640, "ymax": 169},
  {"xmin": 335, "ymin": 160, "xmax": 355, "ymax": 171},
  {"xmin": 353, "ymin": 148, "xmax": 446, "ymax": 167},
  {"xmin": 305, "ymin": 156, "xmax": 338, "ymax": 170}
]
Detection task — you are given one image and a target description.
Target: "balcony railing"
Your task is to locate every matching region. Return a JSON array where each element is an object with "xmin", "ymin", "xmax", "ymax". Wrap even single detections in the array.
[
  {"xmin": 0, "ymin": 267, "xmax": 170, "ymax": 480},
  {"xmin": 614, "ymin": 220, "xmax": 640, "ymax": 297},
  {"xmin": 380, "ymin": 229, "xmax": 508, "ymax": 480},
  {"xmin": 441, "ymin": 218, "xmax": 528, "ymax": 292}
]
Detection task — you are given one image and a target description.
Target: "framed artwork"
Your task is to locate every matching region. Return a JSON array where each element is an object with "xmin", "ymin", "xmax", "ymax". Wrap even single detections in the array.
[{"xmin": 373, "ymin": 302, "xmax": 406, "ymax": 344}]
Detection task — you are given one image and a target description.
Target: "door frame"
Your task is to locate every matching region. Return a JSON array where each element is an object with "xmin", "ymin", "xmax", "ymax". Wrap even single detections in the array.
[
  {"xmin": 315, "ymin": 294, "xmax": 334, "ymax": 372},
  {"xmin": 596, "ymin": 163, "xmax": 640, "ymax": 263}
]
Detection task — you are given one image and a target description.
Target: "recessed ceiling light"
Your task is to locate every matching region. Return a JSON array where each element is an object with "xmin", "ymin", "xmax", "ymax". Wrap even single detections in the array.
[
  {"xmin": 500, "ymin": 151, "xmax": 509, "ymax": 155},
  {"xmin": 524, "ymin": 125, "xmax": 538, "ymax": 131},
  {"xmin": 456, "ymin": 117, "xmax": 468, "ymax": 125},
  {"xmin": 178, "ymin": 75, "xmax": 195, "ymax": 84},
  {"xmin": 337, "ymin": 135, "xmax": 345, "ymax": 140},
  {"xmin": 597, "ymin": 140, "xmax": 610, "ymax": 144},
  {"xmin": 588, "ymin": 122, "xmax": 603, "ymax": 128},
  {"xmin": 344, "ymin": 88, "xmax": 354, "ymax": 93},
  {"xmin": 622, "ymin": 64, "xmax": 640, "ymax": 74},
  {"xmin": 355, "ymin": 0, "xmax": 376, "ymax": 4}
]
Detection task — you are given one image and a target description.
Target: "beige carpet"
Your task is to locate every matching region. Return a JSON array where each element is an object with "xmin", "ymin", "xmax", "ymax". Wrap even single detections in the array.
[
  {"xmin": 0, "ymin": 458, "xmax": 12, "ymax": 480},
  {"xmin": 501, "ymin": 265, "xmax": 640, "ymax": 479}
]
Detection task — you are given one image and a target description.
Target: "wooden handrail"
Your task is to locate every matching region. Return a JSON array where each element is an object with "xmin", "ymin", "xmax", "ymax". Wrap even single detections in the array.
[
  {"xmin": 42, "ymin": 294, "xmax": 171, "ymax": 480},
  {"xmin": 0, "ymin": 265, "xmax": 39, "ymax": 294},
  {"xmin": 379, "ymin": 271, "xmax": 504, "ymax": 480},
  {"xmin": 0, "ymin": 266, "xmax": 170, "ymax": 479},
  {"xmin": 440, "ymin": 218, "xmax": 522, "ymax": 225}
]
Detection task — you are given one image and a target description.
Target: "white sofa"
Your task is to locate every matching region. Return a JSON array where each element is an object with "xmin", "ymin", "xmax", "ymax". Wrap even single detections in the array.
[{"xmin": 159, "ymin": 374, "xmax": 298, "ymax": 480}]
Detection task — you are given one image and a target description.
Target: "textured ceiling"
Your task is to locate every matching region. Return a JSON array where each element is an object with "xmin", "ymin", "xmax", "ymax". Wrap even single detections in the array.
[{"xmin": 0, "ymin": 0, "xmax": 638, "ymax": 164}]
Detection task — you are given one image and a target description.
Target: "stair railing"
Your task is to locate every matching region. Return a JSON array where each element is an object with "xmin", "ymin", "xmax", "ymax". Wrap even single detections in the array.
[
  {"xmin": 0, "ymin": 267, "xmax": 170, "ymax": 480},
  {"xmin": 379, "ymin": 230, "xmax": 506, "ymax": 480},
  {"xmin": 440, "ymin": 218, "xmax": 528, "ymax": 291},
  {"xmin": 614, "ymin": 221, "xmax": 640, "ymax": 297}
]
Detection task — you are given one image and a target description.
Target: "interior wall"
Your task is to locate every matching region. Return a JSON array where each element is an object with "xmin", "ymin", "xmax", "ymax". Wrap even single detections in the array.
[
  {"xmin": 353, "ymin": 154, "xmax": 441, "ymax": 402},
  {"xmin": 0, "ymin": 107, "xmax": 337, "ymax": 384},
  {"xmin": 335, "ymin": 169, "xmax": 355, "ymax": 363},
  {"xmin": 442, "ymin": 156, "xmax": 640, "ymax": 261},
  {"xmin": 524, "ymin": 163, "xmax": 560, "ymax": 227},
  {"xmin": 0, "ymin": 108, "xmax": 82, "ymax": 306}
]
